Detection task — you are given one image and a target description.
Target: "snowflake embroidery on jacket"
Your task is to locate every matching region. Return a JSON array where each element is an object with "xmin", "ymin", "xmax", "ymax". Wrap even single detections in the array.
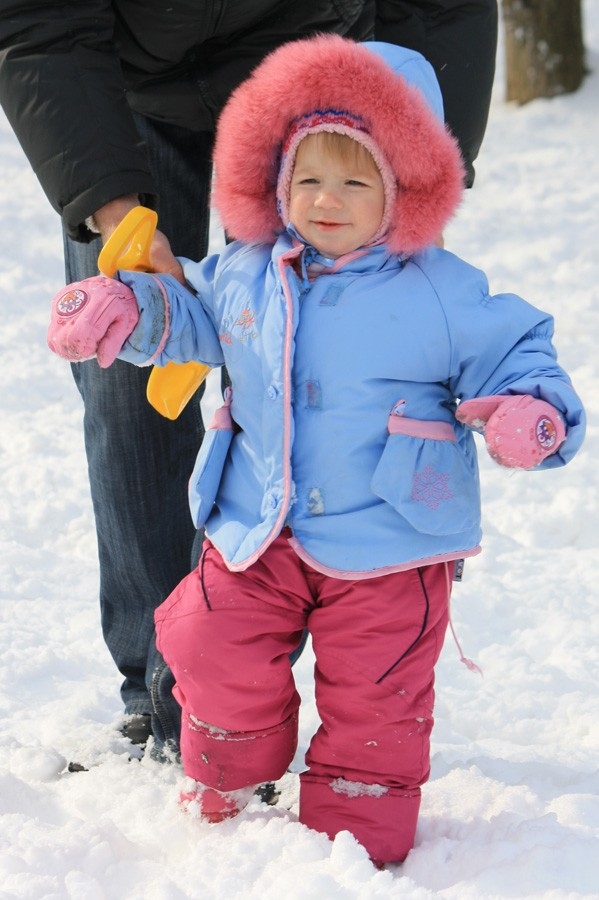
[
  {"xmin": 218, "ymin": 307, "xmax": 258, "ymax": 346},
  {"xmin": 411, "ymin": 465, "xmax": 453, "ymax": 509},
  {"xmin": 234, "ymin": 307, "xmax": 258, "ymax": 343}
]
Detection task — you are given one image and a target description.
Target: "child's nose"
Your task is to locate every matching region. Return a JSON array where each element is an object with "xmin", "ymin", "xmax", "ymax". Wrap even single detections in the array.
[{"xmin": 315, "ymin": 188, "xmax": 342, "ymax": 208}]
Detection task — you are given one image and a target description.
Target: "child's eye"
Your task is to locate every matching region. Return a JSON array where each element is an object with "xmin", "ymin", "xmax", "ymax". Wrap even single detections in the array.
[
  {"xmin": 299, "ymin": 178, "xmax": 319, "ymax": 185},
  {"xmin": 346, "ymin": 179, "xmax": 368, "ymax": 187}
]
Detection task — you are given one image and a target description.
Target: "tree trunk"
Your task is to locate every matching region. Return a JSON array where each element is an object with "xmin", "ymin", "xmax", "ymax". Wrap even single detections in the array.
[{"xmin": 503, "ymin": 0, "xmax": 586, "ymax": 104}]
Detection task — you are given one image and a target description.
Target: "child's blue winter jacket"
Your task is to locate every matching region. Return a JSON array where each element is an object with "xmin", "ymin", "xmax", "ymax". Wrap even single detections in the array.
[{"xmin": 118, "ymin": 232, "xmax": 585, "ymax": 577}]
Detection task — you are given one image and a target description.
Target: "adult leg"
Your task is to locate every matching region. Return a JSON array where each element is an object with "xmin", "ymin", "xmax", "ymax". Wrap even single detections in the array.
[
  {"xmin": 300, "ymin": 563, "xmax": 452, "ymax": 865},
  {"xmin": 65, "ymin": 117, "xmax": 213, "ymax": 727}
]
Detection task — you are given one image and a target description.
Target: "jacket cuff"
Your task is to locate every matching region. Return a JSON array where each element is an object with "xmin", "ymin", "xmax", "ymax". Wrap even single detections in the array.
[{"xmin": 118, "ymin": 272, "xmax": 170, "ymax": 363}]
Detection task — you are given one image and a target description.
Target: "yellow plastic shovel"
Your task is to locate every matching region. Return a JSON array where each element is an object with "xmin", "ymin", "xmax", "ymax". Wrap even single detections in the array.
[{"xmin": 97, "ymin": 206, "xmax": 211, "ymax": 419}]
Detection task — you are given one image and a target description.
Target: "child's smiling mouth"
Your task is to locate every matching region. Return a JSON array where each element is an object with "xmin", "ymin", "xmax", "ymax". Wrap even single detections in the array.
[{"xmin": 312, "ymin": 220, "xmax": 347, "ymax": 230}]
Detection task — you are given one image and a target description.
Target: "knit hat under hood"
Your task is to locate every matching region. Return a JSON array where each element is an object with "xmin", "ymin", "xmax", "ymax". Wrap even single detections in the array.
[
  {"xmin": 212, "ymin": 35, "xmax": 465, "ymax": 256},
  {"xmin": 275, "ymin": 108, "xmax": 399, "ymax": 244}
]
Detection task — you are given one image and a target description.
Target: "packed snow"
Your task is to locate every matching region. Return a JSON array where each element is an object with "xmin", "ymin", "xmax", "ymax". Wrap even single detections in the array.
[{"xmin": 0, "ymin": 6, "xmax": 598, "ymax": 897}]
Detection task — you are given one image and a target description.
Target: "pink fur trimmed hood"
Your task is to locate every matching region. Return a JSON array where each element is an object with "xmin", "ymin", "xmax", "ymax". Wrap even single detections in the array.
[{"xmin": 212, "ymin": 35, "xmax": 465, "ymax": 256}]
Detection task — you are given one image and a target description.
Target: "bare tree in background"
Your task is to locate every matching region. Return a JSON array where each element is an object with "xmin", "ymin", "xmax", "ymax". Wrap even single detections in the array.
[{"xmin": 503, "ymin": 0, "xmax": 586, "ymax": 104}]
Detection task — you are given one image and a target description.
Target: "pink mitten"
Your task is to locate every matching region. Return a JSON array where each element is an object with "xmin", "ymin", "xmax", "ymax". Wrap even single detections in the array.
[
  {"xmin": 456, "ymin": 394, "xmax": 566, "ymax": 469},
  {"xmin": 48, "ymin": 276, "xmax": 140, "ymax": 368}
]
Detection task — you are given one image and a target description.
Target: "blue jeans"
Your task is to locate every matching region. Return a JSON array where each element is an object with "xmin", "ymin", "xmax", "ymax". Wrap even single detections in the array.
[{"xmin": 65, "ymin": 115, "xmax": 214, "ymax": 750}]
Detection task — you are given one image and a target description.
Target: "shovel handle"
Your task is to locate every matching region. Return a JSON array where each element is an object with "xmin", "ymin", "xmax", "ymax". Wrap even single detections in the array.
[
  {"xmin": 97, "ymin": 206, "xmax": 158, "ymax": 277},
  {"xmin": 96, "ymin": 205, "xmax": 212, "ymax": 419}
]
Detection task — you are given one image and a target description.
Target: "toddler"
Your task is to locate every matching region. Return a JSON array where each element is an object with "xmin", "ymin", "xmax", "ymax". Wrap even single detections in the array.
[{"xmin": 48, "ymin": 36, "xmax": 585, "ymax": 865}]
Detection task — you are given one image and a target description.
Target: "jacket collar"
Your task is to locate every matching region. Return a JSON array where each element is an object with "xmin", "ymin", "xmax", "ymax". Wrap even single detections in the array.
[{"xmin": 274, "ymin": 225, "xmax": 402, "ymax": 280}]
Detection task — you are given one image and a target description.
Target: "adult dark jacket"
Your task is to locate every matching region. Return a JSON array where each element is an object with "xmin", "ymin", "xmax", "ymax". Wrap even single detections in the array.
[{"xmin": 0, "ymin": 0, "xmax": 496, "ymax": 242}]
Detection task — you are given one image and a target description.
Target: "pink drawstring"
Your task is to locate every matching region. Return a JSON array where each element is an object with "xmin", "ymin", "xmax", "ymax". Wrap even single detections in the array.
[
  {"xmin": 448, "ymin": 616, "xmax": 483, "ymax": 675},
  {"xmin": 445, "ymin": 562, "xmax": 483, "ymax": 676}
]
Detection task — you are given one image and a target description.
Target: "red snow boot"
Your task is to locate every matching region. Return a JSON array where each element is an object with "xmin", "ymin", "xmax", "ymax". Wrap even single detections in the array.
[{"xmin": 179, "ymin": 780, "xmax": 255, "ymax": 823}]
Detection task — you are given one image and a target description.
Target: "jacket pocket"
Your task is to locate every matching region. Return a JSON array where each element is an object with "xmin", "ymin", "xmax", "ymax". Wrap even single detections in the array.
[
  {"xmin": 370, "ymin": 411, "xmax": 479, "ymax": 536},
  {"xmin": 188, "ymin": 389, "xmax": 234, "ymax": 528}
]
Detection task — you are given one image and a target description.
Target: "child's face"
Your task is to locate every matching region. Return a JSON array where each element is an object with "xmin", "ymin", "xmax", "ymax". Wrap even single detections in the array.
[{"xmin": 288, "ymin": 133, "xmax": 385, "ymax": 258}]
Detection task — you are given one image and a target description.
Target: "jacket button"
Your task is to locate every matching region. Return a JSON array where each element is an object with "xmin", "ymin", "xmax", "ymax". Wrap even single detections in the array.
[{"xmin": 267, "ymin": 385, "xmax": 279, "ymax": 400}]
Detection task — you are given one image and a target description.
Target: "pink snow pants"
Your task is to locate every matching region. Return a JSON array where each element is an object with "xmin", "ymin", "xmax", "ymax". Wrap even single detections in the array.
[{"xmin": 154, "ymin": 530, "xmax": 452, "ymax": 864}]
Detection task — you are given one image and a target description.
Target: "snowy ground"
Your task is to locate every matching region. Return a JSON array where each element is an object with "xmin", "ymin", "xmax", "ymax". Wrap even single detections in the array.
[{"xmin": 0, "ymin": 6, "xmax": 598, "ymax": 898}]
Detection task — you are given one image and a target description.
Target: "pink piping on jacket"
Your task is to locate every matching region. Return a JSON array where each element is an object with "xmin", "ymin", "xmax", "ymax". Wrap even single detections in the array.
[
  {"xmin": 387, "ymin": 416, "xmax": 457, "ymax": 441},
  {"xmin": 225, "ymin": 245, "xmax": 302, "ymax": 573},
  {"xmin": 287, "ymin": 535, "xmax": 481, "ymax": 582}
]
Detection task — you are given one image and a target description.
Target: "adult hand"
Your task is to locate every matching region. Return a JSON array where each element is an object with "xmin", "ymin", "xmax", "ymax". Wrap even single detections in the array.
[{"xmin": 93, "ymin": 196, "xmax": 186, "ymax": 284}]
